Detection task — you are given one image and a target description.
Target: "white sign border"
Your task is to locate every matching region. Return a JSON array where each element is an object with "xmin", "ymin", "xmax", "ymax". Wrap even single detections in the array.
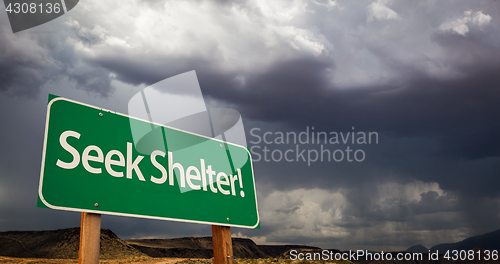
[{"xmin": 38, "ymin": 96, "xmax": 260, "ymax": 229}]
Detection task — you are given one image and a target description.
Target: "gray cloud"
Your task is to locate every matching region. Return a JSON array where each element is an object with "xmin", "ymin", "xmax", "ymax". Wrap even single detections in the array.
[
  {"xmin": 0, "ymin": 29, "xmax": 61, "ymax": 98},
  {"xmin": 1, "ymin": 0, "xmax": 499, "ymax": 252},
  {"xmin": 0, "ymin": 12, "xmax": 114, "ymax": 98}
]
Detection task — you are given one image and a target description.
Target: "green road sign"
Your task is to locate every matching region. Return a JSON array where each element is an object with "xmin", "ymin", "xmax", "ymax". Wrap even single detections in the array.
[{"xmin": 38, "ymin": 96, "xmax": 259, "ymax": 228}]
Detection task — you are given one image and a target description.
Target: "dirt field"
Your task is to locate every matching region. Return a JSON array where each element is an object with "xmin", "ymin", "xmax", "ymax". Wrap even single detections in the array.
[
  {"xmin": 0, "ymin": 257, "xmax": 181, "ymax": 264},
  {"xmin": 0, "ymin": 257, "xmax": 349, "ymax": 264}
]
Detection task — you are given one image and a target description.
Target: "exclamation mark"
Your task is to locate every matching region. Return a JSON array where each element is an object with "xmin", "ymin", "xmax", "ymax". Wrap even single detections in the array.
[{"xmin": 238, "ymin": 169, "xmax": 245, "ymax": 197}]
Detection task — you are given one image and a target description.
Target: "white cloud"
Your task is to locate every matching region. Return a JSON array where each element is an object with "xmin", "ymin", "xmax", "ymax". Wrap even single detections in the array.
[
  {"xmin": 312, "ymin": 0, "xmax": 338, "ymax": 11},
  {"xmin": 439, "ymin": 10, "xmax": 492, "ymax": 36},
  {"xmin": 367, "ymin": 0, "xmax": 401, "ymax": 22},
  {"xmin": 260, "ymin": 188, "xmax": 350, "ymax": 240},
  {"xmin": 472, "ymin": 11, "xmax": 492, "ymax": 27},
  {"xmin": 373, "ymin": 181, "xmax": 458, "ymax": 216},
  {"xmin": 65, "ymin": 19, "xmax": 107, "ymax": 44},
  {"xmin": 254, "ymin": 0, "xmax": 308, "ymax": 23},
  {"xmin": 377, "ymin": 181, "xmax": 443, "ymax": 204},
  {"xmin": 439, "ymin": 11, "xmax": 471, "ymax": 36},
  {"xmin": 280, "ymin": 26, "xmax": 327, "ymax": 55},
  {"xmin": 65, "ymin": 0, "xmax": 328, "ymax": 77},
  {"xmin": 257, "ymin": 181, "xmax": 460, "ymax": 249}
]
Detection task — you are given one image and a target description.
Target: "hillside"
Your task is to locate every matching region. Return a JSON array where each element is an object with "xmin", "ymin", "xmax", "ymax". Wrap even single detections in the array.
[
  {"xmin": 406, "ymin": 245, "xmax": 429, "ymax": 254},
  {"xmin": 0, "ymin": 228, "xmax": 147, "ymax": 259},
  {"xmin": 126, "ymin": 237, "xmax": 318, "ymax": 258},
  {"xmin": 259, "ymin": 245, "xmax": 322, "ymax": 257},
  {"xmin": 0, "ymin": 228, "xmax": 318, "ymax": 260},
  {"xmin": 3, "ymin": 227, "xmax": 500, "ymax": 262},
  {"xmin": 430, "ymin": 229, "xmax": 500, "ymax": 253}
]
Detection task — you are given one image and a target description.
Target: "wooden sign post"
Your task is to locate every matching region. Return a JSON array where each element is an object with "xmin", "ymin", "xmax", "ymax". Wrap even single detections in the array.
[
  {"xmin": 212, "ymin": 225, "xmax": 234, "ymax": 264},
  {"xmin": 79, "ymin": 212, "xmax": 101, "ymax": 264}
]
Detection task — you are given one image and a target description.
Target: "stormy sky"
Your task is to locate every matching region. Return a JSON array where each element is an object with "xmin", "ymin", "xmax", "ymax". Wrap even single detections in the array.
[{"xmin": 1, "ymin": 0, "xmax": 500, "ymax": 251}]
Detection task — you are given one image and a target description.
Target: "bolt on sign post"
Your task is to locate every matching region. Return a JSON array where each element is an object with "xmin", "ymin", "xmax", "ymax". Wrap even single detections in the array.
[{"xmin": 38, "ymin": 95, "xmax": 259, "ymax": 263}]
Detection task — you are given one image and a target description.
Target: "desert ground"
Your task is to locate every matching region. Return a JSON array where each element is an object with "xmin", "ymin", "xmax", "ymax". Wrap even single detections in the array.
[{"xmin": 0, "ymin": 257, "xmax": 350, "ymax": 264}]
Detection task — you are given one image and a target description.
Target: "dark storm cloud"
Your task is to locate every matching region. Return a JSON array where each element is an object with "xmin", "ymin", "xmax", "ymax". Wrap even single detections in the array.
[
  {"xmin": 341, "ymin": 186, "xmax": 458, "ymax": 224},
  {"xmin": 225, "ymin": 53, "xmax": 500, "ymax": 198},
  {"xmin": 0, "ymin": 13, "xmax": 114, "ymax": 98},
  {"xmin": 1, "ymin": 0, "xmax": 500, "ymax": 251},
  {"xmin": 67, "ymin": 65, "xmax": 114, "ymax": 96},
  {"xmin": 59, "ymin": 0, "xmax": 500, "ymax": 161},
  {"xmin": 200, "ymin": 53, "xmax": 500, "ymax": 161},
  {"xmin": 0, "ymin": 30, "xmax": 61, "ymax": 98}
]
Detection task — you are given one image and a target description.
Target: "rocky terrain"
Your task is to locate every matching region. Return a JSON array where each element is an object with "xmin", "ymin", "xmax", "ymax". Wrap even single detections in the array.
[
  {"xmin": 0, "ymin": 227, "xmax": 146, "ymax": 259},
  {"xmin": 127, "ymin": 237, "xmax": 270, "ymax": 258},
  {"xmin": 0, "ymin": 228, "xmax": 317, "ymax": 260},
  {"xmin": 126, "ymin": 237, "xmax": 321, "ymax": 259},
  {"xmin": 1, "ymin": 227, "xmax": 500, "ymax": 263}
]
